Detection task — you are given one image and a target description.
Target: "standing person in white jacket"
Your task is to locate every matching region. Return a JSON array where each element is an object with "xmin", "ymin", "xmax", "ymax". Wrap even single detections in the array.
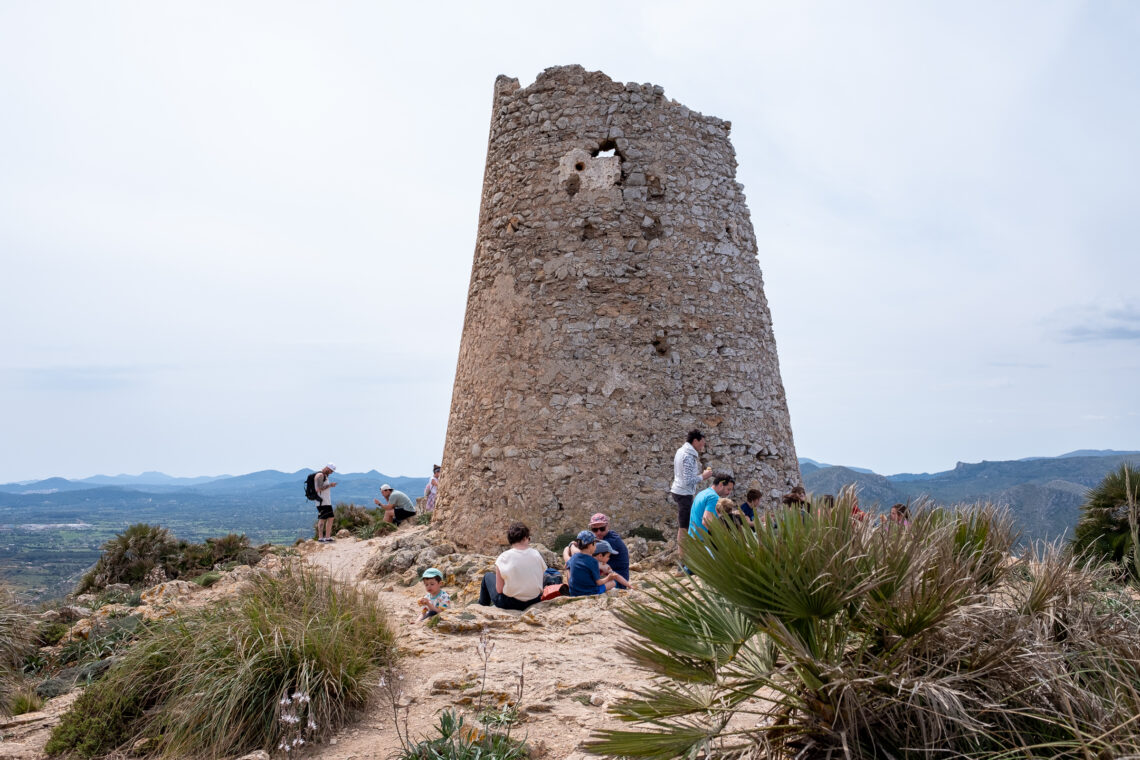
[{"xmin": 670, "ymin": 430, "xmax": 713, "ymax": 549}]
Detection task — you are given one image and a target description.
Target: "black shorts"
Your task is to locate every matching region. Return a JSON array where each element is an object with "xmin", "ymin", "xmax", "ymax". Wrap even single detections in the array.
[
  {"xmin": 672, "ymin": 492, "xmax": 694, "ymax": 530},
  {"xmin": 393, "ymin": 507, "xmax": 417, "ymax": 524},
  {"xmin": 317, "ymin": 504, "xmax": 334, "ymax": 521}
]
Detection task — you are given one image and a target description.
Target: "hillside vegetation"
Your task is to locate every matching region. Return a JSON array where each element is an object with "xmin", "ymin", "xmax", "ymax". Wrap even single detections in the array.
[
  {"xmin": 591, "ymin": 496, "xmax": 1140, "ymax": 759},
  {"xmin": 804, "ymin": 453, "xmax": 1140, "ymax": 542}
]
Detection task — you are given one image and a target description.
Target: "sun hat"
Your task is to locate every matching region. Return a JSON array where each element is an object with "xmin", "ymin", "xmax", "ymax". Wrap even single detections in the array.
[
  {"xmin": 576, "ymin": 529, "xmax": 596, "ymax": 546},
  {"xmin": 380, "ymin": 484, "xmax": 393, "ymax": 491},
  {"xmin": 589, "ymin": 512, "xmax": 609, "ymax": 528},
  {"xmin": 326, "ymin": 463, "xmax": 337, "ymax": 472},
  {"xmin": 421, "ymin": 567, "xmax": 443, "ymax": 580},
  {"xmin": 594, "ymin": 540, "xmax": 613, "ymax": 555}
]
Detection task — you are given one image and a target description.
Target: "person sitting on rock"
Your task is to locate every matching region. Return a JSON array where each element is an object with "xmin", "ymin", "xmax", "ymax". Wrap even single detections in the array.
[
  {"xmin": 374, "ymin": 484, "xmax": 417, "ymax": 525},
  {"xmin": 478, "ymin": 521, "xmax": 546, "ymax": 611},
  {"xmin": 741, "ymin": 489, "xmax": 763, "ymax": 527},
  {"xmin": 593, "ymin": 540, "xmax": 631, "ymax": 590},
  {"xmin": 561, "ymin": 513, "xmax": 630, "ymax": 583},
  {"xmin": 566, "ymin": 530, "xmax": 619, "ymax": 596},
  {"xmin": 417, "ymin": 567, "xmax": 450, "ymax": 622}
]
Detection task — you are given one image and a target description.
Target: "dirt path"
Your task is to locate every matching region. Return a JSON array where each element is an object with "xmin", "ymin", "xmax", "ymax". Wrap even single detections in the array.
[{"xmin": 298, "ymin": 532, "xmax": 657, "ymax": 760}]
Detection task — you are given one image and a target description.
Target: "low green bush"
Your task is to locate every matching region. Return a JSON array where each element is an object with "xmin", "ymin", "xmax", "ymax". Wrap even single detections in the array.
[
  {"xmin": 47, "ymin": 563, "xmax": 396, "ymax": 758},
  {"xmin": 1073, "ymin": 462, "xmax": 1140, "ymax": 577},
  {"xmin": 625, "ymin": 525, "xmax": 665, "ymax": 542},
  {"xmin": 192, "ymin": 571, "xmax": 222, "ymax": 588},
  {"xmin": 10, "ymin": 688, "xmax": 44, "ymax": 715},
  {"xmin": 396, "ymin": 710, "xmax": 527, "ymax": 760},
  {"xmin": 36, "ymin": 622, "xmax": 70, "ymax": 647},
  {"xmin": 356, "ymin": 520, "xmax": 396, "ymax": 540},
  {"xmin": 58, "ymin": 623, "xmax": 136, "ymax": 667},
  {"xmin": 78, "ymin": 526, "xmax": 264, "ymax": 594}
]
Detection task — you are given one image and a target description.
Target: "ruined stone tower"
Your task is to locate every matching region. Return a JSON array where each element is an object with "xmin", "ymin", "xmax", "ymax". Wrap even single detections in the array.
[{"xmin": 434, "ymin": 65, "xmax": 800, "ymax": 550}]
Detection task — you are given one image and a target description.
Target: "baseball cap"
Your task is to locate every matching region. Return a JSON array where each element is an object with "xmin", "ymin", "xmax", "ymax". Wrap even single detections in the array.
[
  {"xmin": 589, "ymin": 513, "xmax": 609, "ymax": 528},
  {"xmin": 421, "ymin": 567, "xmax": 443, "ymax": 580},
  {"xmin": 326, "ymin": 463, "xmax": 337, "ymax": 472},
  {"xmin": 594, "ymin": 540, "xmax": 613, "ymax": 555},
  {"xmin": 576, "ymin": 529, "xmax": 596, "ymax": 546},
  {"xmin": 380, "ymin": 484, "xmax": 393, "ymax": 491}
]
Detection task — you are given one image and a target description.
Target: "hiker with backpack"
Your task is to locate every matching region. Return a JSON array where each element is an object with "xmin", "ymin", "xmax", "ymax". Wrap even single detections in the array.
[{"xmin": 305, "ymin": 464, "xmax": 338, "ymax": 543}]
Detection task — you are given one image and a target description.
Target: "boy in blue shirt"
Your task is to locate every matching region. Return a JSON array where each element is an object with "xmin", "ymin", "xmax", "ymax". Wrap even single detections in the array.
[{"xmin": 566, "ymin": 530, "xmax": 619, "ymax": 596}]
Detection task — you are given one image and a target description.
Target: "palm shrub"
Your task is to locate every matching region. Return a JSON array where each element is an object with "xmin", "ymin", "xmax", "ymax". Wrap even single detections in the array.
[
  {"xmin": 77, "ymin": 524, "xmax": 181, "ymax": 593},
  {"xmin": 47, "ymin": 563, "xmax": 396, "ymax": 758},
  {"xmin": 1072, "ymin": 462, "xmax": 1140, "ymax": 577},
  {"xmin": 588, "ymin": 496, "xmax": 1140, "ymax": 759}
]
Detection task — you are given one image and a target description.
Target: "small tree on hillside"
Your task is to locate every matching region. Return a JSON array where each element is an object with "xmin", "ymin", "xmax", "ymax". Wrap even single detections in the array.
[{"xmin": 1072, "ymin": 462, "xmax": 1140, "ymax": 576}]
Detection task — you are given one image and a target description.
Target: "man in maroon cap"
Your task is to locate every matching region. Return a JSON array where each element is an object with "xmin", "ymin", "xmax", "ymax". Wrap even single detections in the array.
[{"xmin": 563, "ymin": 512, "xmax": 630, "ymax": 582}]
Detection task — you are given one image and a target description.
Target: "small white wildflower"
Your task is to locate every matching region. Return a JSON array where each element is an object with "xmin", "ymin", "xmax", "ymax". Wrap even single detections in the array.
[{"xmin": 308, "ymin": 720, "xmax": 317, "ymax": 730}]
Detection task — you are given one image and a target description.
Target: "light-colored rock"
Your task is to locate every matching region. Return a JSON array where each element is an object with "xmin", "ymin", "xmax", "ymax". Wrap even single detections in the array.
[{"xmin": 140, "ymin": 580, "xmax": 198, "ymax": 607}]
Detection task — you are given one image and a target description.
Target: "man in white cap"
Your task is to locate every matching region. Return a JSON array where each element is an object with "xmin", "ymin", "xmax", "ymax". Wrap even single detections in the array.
[
  {"xmin": 374, "ymin": 484, "xmax": 417, "ymax": 525},
  {"xmin": 315, "ymin": 463, "xmax": 338, "ymax": 542}
]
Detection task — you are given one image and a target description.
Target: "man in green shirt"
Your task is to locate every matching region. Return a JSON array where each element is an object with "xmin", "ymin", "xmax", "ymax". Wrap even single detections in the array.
[{"xmin": 374, "ymin": 484, "xmax": 417, "ymax": 525}]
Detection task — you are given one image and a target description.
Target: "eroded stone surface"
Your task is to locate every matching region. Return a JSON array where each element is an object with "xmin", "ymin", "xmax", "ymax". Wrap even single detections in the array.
[{"xmin": 436, "ymin": 65, "xmax": 800, "ymax": 550}]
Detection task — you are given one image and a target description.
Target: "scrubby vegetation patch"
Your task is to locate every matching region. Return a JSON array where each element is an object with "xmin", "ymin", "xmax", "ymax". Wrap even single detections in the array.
[
  {"xmin": 77, "ymin": 524, "xmax": 265, "ymax": 593},
  {"xmin": 589, "ymin": 497, "xmax": 1140, "ymax": 759},
  {"xmin": 46, "ymin": 563, "xmax": 396, "ymax": 758}
]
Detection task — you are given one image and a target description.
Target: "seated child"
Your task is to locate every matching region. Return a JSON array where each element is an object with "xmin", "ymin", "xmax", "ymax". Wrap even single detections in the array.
[
  {"xmin": 593, "ymin": 540, "xmax": 631, "ymax": 590},
  {"xmin": 715, "ymin": 498, "xmax": 746, "ymax": 528},
  {"xmin": 742, "ymin": 489, "xmax": 762, "ymax": 526},
  {"xmin": 566, "ymin": 530, "xmax": 618, "ymax": 596},
  {"xmin": 417, "ymin": 567, "xmax": 450, "ymax": 621}
]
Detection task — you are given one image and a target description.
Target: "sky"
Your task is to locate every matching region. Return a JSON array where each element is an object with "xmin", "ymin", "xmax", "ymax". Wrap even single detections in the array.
[{"xmin": 1, "ymin": 2, "xmax": 1137, "ymax": 482}]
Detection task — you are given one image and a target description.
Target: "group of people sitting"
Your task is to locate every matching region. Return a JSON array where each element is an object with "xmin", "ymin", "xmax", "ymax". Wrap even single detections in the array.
[{"xmin": 468, "ymin": 512, "xmax": 632, "ymax": 612}]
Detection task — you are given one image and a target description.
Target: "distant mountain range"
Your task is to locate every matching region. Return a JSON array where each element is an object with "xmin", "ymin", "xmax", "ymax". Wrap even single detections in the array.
[
  {"xmin": 0, "ymin": 469, "xmax": 429, "ymax": 502},
  {"xmin": 797, "ymin": 450, "xmax": 1140, "ymax": 542}
]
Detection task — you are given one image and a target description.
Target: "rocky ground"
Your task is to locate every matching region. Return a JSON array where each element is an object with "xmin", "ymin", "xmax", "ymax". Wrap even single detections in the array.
[{"xmin": 0, "ymin": 524, "xmax": 677, "ymax": 760}]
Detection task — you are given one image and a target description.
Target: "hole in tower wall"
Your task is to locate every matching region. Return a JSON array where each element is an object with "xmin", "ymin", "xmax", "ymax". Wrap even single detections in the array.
[
  {"xmin": 650, "ymin": 337, "xmax": 670, "ymax": 356},
  {"xmin": 581, "ymin": 222, "xmax": 600, "ymax": 241},
  {"xmin": 592, "ymin": 139, "xmax": 620, "ymax": 158},
  {"xmin": 574, "ymin": 162, "xmax": 585, "ymax": 171}
]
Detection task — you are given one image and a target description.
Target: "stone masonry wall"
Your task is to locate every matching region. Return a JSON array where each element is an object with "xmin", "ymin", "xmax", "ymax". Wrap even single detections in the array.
[{"xmin": 434, "ymin": 65, "xmax": 800, "ymax": 550}]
